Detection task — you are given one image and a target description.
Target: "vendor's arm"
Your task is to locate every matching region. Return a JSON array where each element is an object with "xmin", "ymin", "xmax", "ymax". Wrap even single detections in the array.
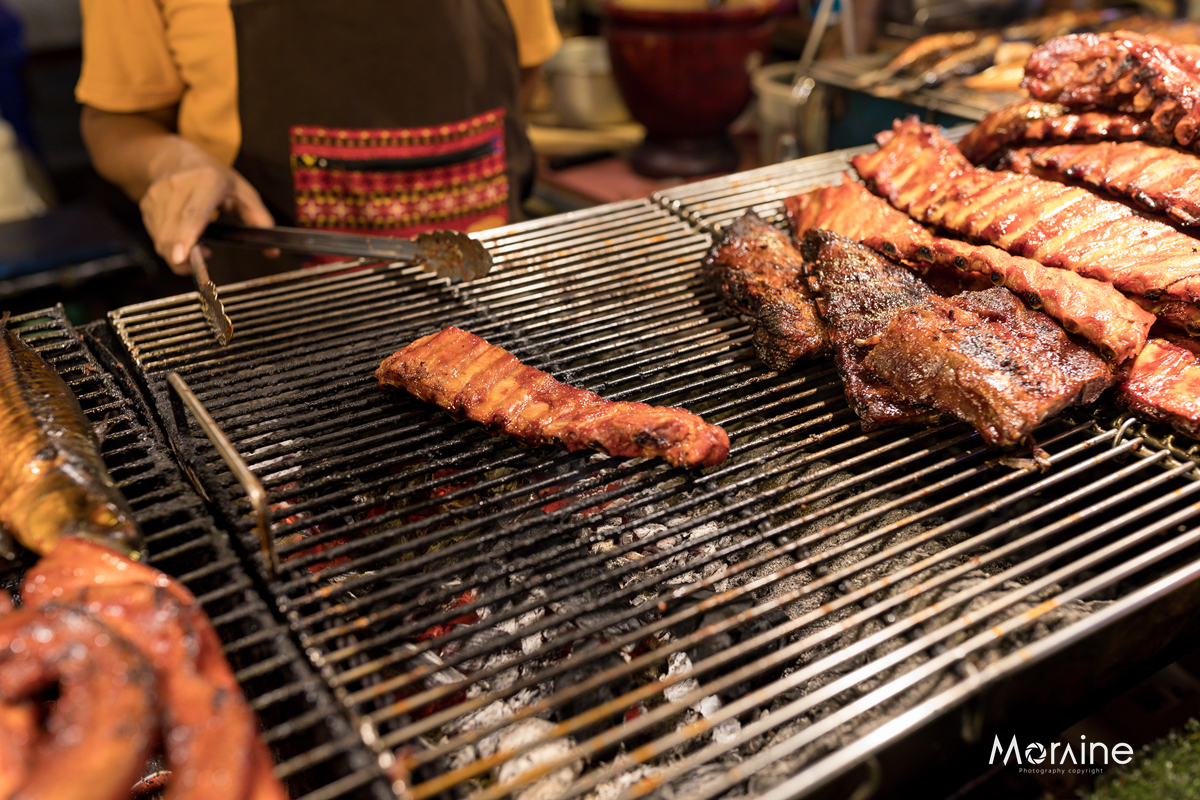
[
  {"xmin": 77, "ymin": 0, "xmax": 262, "ymax": 274},
  {"xmin": 81, "ymin": 105, "xmax": 272, "ymax": 273},
  {"xmin": 503, "ymin": 0, "xmax": 562, "ymax": 112}
]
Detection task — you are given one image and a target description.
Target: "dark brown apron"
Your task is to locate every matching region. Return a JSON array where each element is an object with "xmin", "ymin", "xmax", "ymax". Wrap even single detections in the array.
[{"xmin": 229, "ymin": 0, "xmax": 533, "ymax": 236}]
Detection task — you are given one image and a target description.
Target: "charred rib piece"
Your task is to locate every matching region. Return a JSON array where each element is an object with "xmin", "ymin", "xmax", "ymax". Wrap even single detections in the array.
[
  {"xmin": 787, "ymin": 175, "xmax": 1154, "ymax": 363},
  {"xmin": 852, "ymin": 118, "xmax": 1200, "ymax": 306},
  {"xmin": 959, "ymin": 101, "xmax": 1160, "ymax": 166},
  {"xmin": 998, "ymin": 140, "xmax": 1200, "ymax": 225},
  {"xmin": 701, "ymin": 210, "xmax": 829, "ymax": 371},
  {"xmin": 1024, "ymin": 31, "xmax": 1200, "ymax": 147},
  {"xmin": 799, "ymin": 229, "xmax": 940, "ymax": 431},
  {"xmin": 865, "ymin": 288, "xmax": 1115, "ymax": 446},
  {"xmin": 0, "ymin": 313, "xmax": 143, "ymax": 558},
  {"xmin": 865, "ymin": 235, "xmax": 1153, "ymax": 365},
  {"xmin": 1117, "ymin": 338, "xmax": 1200, "ymax": 437},
  {"xmin": 377, "ymin": 326, "xmax": 730, "ymax": 468}
]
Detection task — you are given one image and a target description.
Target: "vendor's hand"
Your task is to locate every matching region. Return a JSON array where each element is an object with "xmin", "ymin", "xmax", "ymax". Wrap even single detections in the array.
[{"xmin": 140, "ymin": 141, "xmax": 275, "ymax": 275}]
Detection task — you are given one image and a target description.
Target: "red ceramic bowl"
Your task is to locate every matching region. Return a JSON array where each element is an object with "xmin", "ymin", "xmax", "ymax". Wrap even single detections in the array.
[{"xmin": 603, "ymin": 2, "xmax": 776, "ymax": 176}]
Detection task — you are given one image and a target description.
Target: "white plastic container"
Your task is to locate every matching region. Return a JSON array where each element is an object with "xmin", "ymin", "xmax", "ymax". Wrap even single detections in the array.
[{"xmin": 543, "ymin": 37, "xmax": 632, "ymax": 128}]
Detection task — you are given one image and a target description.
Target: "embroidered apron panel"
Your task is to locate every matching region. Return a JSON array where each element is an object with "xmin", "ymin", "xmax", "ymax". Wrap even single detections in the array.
[
  {"xmin": 231, "ymin": 0, "xmax": 531, "ymax": 231},
  {"xmin": 290, "ymin": 110, "xmax": 509, "ymax": 236}
]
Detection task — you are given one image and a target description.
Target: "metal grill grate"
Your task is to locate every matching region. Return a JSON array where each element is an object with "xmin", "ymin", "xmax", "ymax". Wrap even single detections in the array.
[
  {"xmin": 6, "ymin": 306, "xmax": 393, "ymax": 800},
  {"xmin": 105, "ymin": 174, "xmax": 1200, "ymax": 800}
]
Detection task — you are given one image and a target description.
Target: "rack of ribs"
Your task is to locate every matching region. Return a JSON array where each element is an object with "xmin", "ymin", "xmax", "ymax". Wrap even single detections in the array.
[
  {"xmin": 1023, "ymin": 31, "xmax": 1200, "ymax": 147},
  {"xmin": 376, "ymin": 326, "xmax": 730, "ymax": 469},
  {"xmin": 700, "ymin": 210, "xmax": 829, "ymax": 371},
  {"xmin": 851, "ymin": 117, "xmax": 1200, "ymax": 309},
  {"xmin": 997, "ymin": 141, "xmax": 1200, "ymax": 225},
  {"xmin": 1117, "ymin": 338, "xmax": 1200, "ymax": 438},
  {"xmin": 785, "ymin": 175, "xmax": 1154, "ymax": 364},
  {"xmin": 798, "ymin": 229, "xmax": 941, "ymax": 431},
  {"xmin": 865, "ymin": 287, "xmax": 1115, "ymax": 447},
  {"xmin": 958, "ymin": 101, "xmax": 1161, "ymax": 167}
]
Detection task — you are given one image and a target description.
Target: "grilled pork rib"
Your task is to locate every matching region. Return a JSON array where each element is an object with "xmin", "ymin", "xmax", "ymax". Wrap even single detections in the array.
[
  {"xmin": 376, "ymin": 326, "xmax": 730, "ymax": 468},
  {"xmin": 958, "ymin": 101, "xmax": 1160, "ymax": 167},
  {"xmin": 865, "ymin": 288, "xmax": 1116, "ymax": 447},
  {"xmin": 997, "ymin": 140, "xmax": 1200, "ymax": 225},
  {"xmin": 701, "ymin": 211, "xmax": 829, "ymax": 371},
  {"xmin": 1023, "ymin": 31, "xmax": 1200, "ymax": 147},
  {"xmin": 785, "ymin": 175, "xmax": 1154, "ymax": 363},
  {"xmin": 851, "ymin": 118, "xmax": 1200, "ymax": 307},
  {"xmin": 1117, "ymin": 338, "xmax": 1200, "ymax": 437},
  {"xmin": 799, "ymin": 229, "xmax": 940, "ymax": 431}
]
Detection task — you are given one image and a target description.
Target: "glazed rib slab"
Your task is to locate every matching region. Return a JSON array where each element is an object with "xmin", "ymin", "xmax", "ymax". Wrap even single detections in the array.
[
  {"xmin": 376, "ymin": 326, "xmax": 730, "ymax": 469},
  {"xmin": 851, "ymin": 118, "xmax": 1200, "ymax": 307},
  {"xmin": 998, "ymin": 140, "xmax": 1200, "ymax": 225},
  {"xmin": 785, "ymin": 174, "xmax": 1154, "ymax": 363},
  {"xmin": 1023, "ymin": 30, "xmax": 1200, "ymax": 147},
  {"xmin": 958, "ymin": 101, "xmax": 1164, "ymax": 167}
]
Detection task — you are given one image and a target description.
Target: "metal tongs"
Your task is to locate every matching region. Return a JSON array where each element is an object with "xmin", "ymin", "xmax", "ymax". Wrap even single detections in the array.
[
  {"xmin": 202, "ymin": 222, "xmax": 494, "ymax": 282},
  {"xmin": 190, "ymin": 245, "xmax": 233, "ymax": 347}
]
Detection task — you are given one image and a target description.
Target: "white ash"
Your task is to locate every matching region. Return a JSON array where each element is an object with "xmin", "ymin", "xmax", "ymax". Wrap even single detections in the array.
[
  {"xmin": 665, "ymin": 653, "xmax": 742, "ymax": 745},
  {"xmin": 581, "ymin": 763, "xmax": 656, "ymax": 800},
  {"xmin": 447, "ymin": 699, "xmax": 512, "ymax": 743},
  {"xmin": 494, "ymin": 718, "xmax": 582, "ymax": 800},
  {"xmin": 664, "ymin": 652, "xmax": 701, "ymax": 704},
  {"xmin": 646, "ymin": 763, "xmax": 746, "ymax": 800},
  {"xmin": 517, "ymin": 606, "xmax": 545, "ymax": 655},
  {"xmin": 697, "ymin": 695, "xmax": 742, "ymax": 745}
]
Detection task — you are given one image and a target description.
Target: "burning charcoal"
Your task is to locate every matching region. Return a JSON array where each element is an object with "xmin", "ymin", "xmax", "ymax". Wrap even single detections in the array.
[
  {"xmin": 482, "ymin": 649, "xmax": 526, "ymax": 692},
  {"xmin": 449, "ymin": 699, "xmax": 513, "ymax": 746},
  {"xmin": 494, "ymin": 718, "xmax": 582, "ymax": 800},
  {"xmin": 663, "ymin": 653, "xmax": 743, "ymax": 744},
  {"xmin": 517, "ymin": 606, "xmax": 545, "ymax": 656}
]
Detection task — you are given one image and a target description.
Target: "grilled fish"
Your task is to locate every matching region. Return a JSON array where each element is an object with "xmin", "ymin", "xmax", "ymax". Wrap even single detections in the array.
[{"xmin": 0, "ymin": 313, "xmax": 143, "ymax": 557}]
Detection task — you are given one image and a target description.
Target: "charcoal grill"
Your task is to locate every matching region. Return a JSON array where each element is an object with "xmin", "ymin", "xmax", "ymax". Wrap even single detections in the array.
[
  {"xmin": 77, "ymin": 146, "xmax": 1200, "ymax": 800},
  {"xmin": 5, "ymin": 307, "xmax": 392, "ymax": 800}
]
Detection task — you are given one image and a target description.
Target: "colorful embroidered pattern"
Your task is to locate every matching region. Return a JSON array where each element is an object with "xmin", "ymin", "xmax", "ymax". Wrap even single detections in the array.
[{"xmin": 290, "ymin": 109, "xmax": 509, "ymax": 236}]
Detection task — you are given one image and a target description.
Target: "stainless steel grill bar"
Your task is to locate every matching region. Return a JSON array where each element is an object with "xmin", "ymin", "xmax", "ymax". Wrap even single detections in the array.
[
  {"xmin": 320, "ymin": 423, "xmax": 978, "ymax": 696},
  {"xmin": 738, "ymin": 510, "xmax": 1200, "ymax": 800},
  {"xmin": 439, "ymin": 448, "xmax": 1198, "ymax": 800},
  {"xmin": 382, "ymin": 428, "xmax": 1147, "ymax": 794}
]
